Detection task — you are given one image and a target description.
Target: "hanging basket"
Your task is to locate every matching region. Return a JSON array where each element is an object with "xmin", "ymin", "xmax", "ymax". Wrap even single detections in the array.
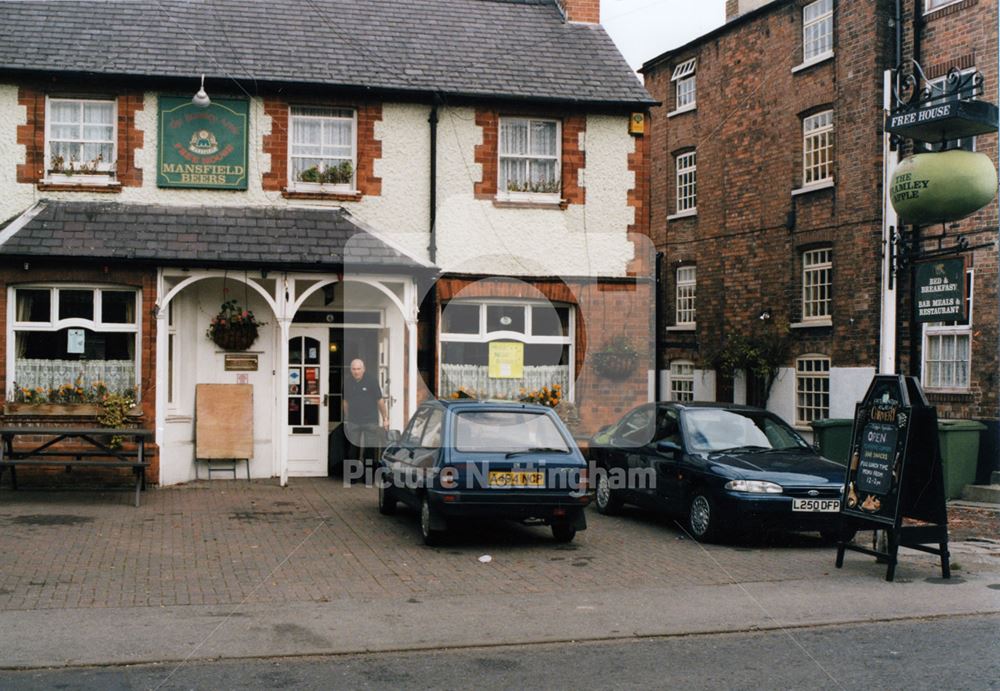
[
  {"xmin": 210, "ymin": 323, "xmax": 259, "ymax": 351},
  {"xmin": 592, "ymin": 352, "xmax": 638, "ymax": 380}
]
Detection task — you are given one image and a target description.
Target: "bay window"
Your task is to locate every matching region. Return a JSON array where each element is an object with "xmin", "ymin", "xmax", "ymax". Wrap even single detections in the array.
[
  {"xmin": 440, "ymin": 301, "xmax": 574, "ymax": 401},
  {"xmin": 9, "ymin": 286, "xmax": 139, "ymax": 401}
]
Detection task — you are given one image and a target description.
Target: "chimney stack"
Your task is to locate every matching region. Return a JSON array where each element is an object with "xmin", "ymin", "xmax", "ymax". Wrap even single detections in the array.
[
  {"xmin": 727, "ymin": 0, "xmax": 772, "ymax": 21},
  {"xmin": 556, "ymin": 0, "xmax": 600, "ymax": 24}
]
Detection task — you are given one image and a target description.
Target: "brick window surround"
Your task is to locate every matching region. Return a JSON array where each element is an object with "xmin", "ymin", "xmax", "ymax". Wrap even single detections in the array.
[
  {"xmin": 474, "ymin": 108, "xmax": 585, "ymax": 207},
  {"xmin": 263, "ymin": 97, "xmax": 382, "ymax": 200},
  {"xmin": 16, "ymin": 86, "xmax": 144, "ymax": 191}
]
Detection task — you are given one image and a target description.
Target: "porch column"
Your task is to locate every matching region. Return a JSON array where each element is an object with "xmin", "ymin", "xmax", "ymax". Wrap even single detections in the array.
[
  {"xmin": 277, "ymin": 316, "xmax": 291, "ymax": 487},
  {"xmin": 154, "ymin": 274, "xmax": 169, "ymax": 451},
  {"xmin": 406, "ymin": 317, "xmax": 418, "ymax": 422}
]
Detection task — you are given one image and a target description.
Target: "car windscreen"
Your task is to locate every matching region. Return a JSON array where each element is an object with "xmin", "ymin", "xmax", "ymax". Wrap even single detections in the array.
[
  {"xmin": 454, "ymin": 410, "xmax": 571, "ymax": 454},
  {"xmin": 681, "ymin": 409, "xmax": 811, "ymax": 454}
]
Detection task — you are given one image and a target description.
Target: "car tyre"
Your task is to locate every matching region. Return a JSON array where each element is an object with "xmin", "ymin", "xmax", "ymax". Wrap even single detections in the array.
[
  {"xmin": 377, "ymin": 481, "xmax": 397, "ymax": 516},
  {"xmin": 420, "ymin": 495, "xmax": 444, "ymax": 546},
  {"xmin": 551, "ymin": 522, "xmax": 576, "ymax": 543},
  {"xmin": 594, "ymin": 470, "xmax": 624, "ymax": 515},
  {"xmin": 688, "ymin": 493, "xmax": 725, "ymax": 543}
]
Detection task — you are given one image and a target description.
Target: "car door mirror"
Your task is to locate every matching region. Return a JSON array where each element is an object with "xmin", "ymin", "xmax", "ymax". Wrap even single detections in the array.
[{"xmin": 656, "ymin": 440, "xmax": 682, "ymax": 458}]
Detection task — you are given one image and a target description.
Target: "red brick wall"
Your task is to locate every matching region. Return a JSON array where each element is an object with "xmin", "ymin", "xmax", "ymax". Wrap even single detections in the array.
[
  {"xmin": 0, "ymin": 262, "xmax": 160, "ymax": 480},
  {"xmin": 646, "ymin": 0, "xmax": 889, "ymax": 384},
  {"xmin": 435, "ymin": 275, "xmax": 652, "ymax": 435},
  {"xmin": 473, "ymin": 108, "xmax": 586, "ymax": 205},
  {"xmin": 15, "ymin": 86, "xmax": 144, "ymax": 188},
  {"xmin": 262, "ymin": 97, "xmax": 383, "ymax": 198}
]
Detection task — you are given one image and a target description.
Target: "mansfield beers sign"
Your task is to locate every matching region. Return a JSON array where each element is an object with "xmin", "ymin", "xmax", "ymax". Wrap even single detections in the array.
[
  {"xmin": 158, "ymin": 97, "xmax": 249, "ymax": 189},
  {"xmin": 915, "ymin": 258, "xmax": 966, "ymax": 323}
]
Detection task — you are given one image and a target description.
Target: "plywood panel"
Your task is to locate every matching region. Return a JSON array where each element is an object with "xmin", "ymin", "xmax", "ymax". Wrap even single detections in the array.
[{"xmin": 196, "ymin": 384, "xmax": 253, "ymax": 459}]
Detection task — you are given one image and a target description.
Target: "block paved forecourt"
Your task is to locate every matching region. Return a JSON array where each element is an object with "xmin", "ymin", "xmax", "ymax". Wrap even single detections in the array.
[{"xmin": 0, "ymin": 479, "xmax": 996, "ymax": 612}]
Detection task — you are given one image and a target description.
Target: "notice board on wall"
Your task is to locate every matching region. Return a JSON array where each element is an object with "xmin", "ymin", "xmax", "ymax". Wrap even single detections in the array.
[{"xmin": 196, "ymin": 384, "xmax": 253, "ymax": 459}]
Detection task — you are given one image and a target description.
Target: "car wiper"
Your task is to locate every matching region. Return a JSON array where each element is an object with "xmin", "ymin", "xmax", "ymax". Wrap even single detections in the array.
[
  {"xmin": 717, "ymin": 445, "xmax": 770, "ymax": 454},
  {"xmin": 504, "ymin": 447, "xmax": 569, "ymax": 458}
]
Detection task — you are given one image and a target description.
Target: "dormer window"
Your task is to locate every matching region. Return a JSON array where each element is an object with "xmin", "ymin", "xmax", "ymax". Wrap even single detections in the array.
[
  {"xmin": 671, "ymin": 58, "xmax": 697, "ymax": 113},
  {"xmin": 498, "ymin": 117, "xmax": 561, "ymax": 201},
  {"xmin": 45, "ymin": 98, "xmax": 117, "ymax": 185}
]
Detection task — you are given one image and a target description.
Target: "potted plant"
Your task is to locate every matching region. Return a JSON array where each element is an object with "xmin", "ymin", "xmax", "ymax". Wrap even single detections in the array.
[
  {"xmin": 206, "ymin": 299, "xmax": 266, "ymax": 351},
  {"xmin": 591, "ymin": 336, "xmax": 639, "ymax": 380}
]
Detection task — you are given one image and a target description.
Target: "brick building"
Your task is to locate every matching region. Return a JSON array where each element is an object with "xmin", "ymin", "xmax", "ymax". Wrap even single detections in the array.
[
  {"xmin": 642, "ymin": 0, "xmax": 997, "ymax": 474},
  {"xmin": 0, "ymin": 0, "xmax": 655, "ymax": 486}
]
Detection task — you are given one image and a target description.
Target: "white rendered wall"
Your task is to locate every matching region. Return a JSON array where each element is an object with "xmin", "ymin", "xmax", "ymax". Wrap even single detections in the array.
[
  {"xmin": 1, "ymin": 89, "xmax": 638, "ymax": 279},
  {"xmin": 829, "ymin": 367, "xmax": 875, "ymax": 418}
]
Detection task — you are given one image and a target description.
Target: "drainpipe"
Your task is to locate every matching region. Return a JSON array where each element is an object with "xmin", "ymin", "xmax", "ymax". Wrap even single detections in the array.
[
  {"xmin": 428, "ymin": 96, "xmax": 440, "ymax": 264},
  {"xmin": 654, "ymin": 252, "xmax": 664, "ymax": 401}
]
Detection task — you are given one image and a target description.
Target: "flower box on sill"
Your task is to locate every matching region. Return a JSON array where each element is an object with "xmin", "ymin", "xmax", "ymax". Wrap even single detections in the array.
[
  {"xmin": 43, "ymin": 172, "xmax": 118, "ymax": 187},
  {"xmin": 3, "ymin": 402, "xmax": 142, "ymax": 417},
  {"xmin": 288, "ymin": 182, "xmax": 356, "ymax": 195}
]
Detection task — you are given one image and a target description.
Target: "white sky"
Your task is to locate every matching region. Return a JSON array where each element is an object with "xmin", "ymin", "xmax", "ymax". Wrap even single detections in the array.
[{"xmin": 601, "ymin": 0, "xmax": 727, "ymax": 70}]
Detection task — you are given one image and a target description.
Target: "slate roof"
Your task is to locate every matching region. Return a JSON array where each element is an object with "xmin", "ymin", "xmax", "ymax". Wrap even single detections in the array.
[
  {"xmin": 0, "ymin": 0, "xmax": 653, "ymax": 107},
  {"xmin": 0, "ymin": 201, "xmax": 430, "ymax": 272}
]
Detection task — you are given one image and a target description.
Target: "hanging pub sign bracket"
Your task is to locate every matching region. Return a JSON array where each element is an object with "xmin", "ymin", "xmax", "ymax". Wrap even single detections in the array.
[
  {"xmin": 886, "ymin": 62, "xmax": 998, "ymax": 144},
  {"xmin": 835, "ymin": 375, "xmax": 950, "ymax": 582}
]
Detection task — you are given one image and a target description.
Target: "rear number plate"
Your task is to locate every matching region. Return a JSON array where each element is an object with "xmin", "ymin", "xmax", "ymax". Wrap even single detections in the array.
[
  {"xmin": 489, "ymin": 471, "xmax": 545, "ymax": 488},
  {"xmin": 792, "ymin": 498, "xmax": 840, "ymax": 512}
]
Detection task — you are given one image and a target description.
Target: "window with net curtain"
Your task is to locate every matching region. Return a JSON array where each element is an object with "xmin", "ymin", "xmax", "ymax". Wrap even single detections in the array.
[
  {"xmin": 499, "ymin": 118, "xmax": 560, "ymax": 196},
  {"xmin": 923, "ymin": 269, "xmax": 973, "ymax": 391},
  {"xmin": 289, "ymin": 106, "xmax": 355, "ymax": 188},
  {"xmin": 47, "ymin": 99, "xmax": 116, "ymax": 173},
  {"xmin": 439, "ymin": 301, "xmax": 573, "ymax": 401},
  {"xmin": 11, "ymin": 287, "xmax": 138, "ymax": 398}
]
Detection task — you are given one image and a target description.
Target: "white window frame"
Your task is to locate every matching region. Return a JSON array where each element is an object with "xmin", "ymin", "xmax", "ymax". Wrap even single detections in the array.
[
  {"xmin": 44, "ymin": 97, "xmax": 118, "ymax": 186},
  {"xmin": 922, "ymin": 68, "xmax": 977, "ymax": 152},
  {"xmin": 924, "ymin": 0, "xmax": 964, "ymax": 14},
  {"xmin": 669, "ymin": 360, "xmax": 695, "ymax": 402},
  {"xmin": 922, "ymin": 269, "xmax": 973, "ymax": 392},
  {"xmin": 675, "ymin": 266, "xmax": 696, "ymax": 326},
  {"xmin": 802, "ymin": 247, "xmax": 832, "ymax": 322},
  {"xmin": 670, "ymin": 58, "xmax": 697, "ymax": 115},
  {"xmin": 6, "ymin": 284, "xmax": 142, "ymax": 401},
  {"xmin": 795, "ymin": 355, "xmax": 830, "ymax": 427},
  {"xmin": 439, "ymin": 300, "xmax": 575, "ymax": 401},
  {"xmin": 287, "ymin": 106, "xmax": 358, "ymax": 193},
  {"xmin": 802, "ymin": 0, "xmax": 833, "ymax": 65},
  {"xmin": 675, "ymin": 150, "xmax": 697, "ymax": 215},
  {"xmin": 497, "ymin": 117, "xmax": 562, "ymax": 203},
  {"xmin": 801, "ymin": 110, "xmax": 834, "ymax": 188}
]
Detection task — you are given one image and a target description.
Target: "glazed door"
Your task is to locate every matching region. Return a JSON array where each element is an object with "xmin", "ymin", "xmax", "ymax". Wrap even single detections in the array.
[{"xmin": 287, "ymin": 327, "xmax": 328, "ymax": 476}]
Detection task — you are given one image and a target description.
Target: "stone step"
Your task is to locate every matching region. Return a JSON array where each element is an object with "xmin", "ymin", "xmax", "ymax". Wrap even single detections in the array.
[{"xmin": 961, "ymin": 483, "xmax": 1000, "ymax": 505}]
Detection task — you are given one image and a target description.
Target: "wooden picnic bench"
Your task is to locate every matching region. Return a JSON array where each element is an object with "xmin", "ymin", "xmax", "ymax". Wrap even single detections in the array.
[{"xmin": 0, "ymin": 426, "xmax": 153, "ymax": 507}]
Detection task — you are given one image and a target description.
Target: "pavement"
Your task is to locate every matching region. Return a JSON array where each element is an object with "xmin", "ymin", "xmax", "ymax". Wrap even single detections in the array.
[{"xmin": 0, "ymin": 478, "xmax": 998, "ymax": 669}]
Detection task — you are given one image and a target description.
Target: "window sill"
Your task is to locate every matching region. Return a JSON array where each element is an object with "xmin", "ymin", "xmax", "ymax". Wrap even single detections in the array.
[
  {"xmin": 926, "ymin": 389, "xmax": 974, "ymax": 400},
  {"xmin": 493, "ymin": 197, "xmax": 567, "ymax": 210},
  {"xmin": 924, "ymin": 0, "xmax": 974, "ymax": 18},
  {"xmin": 791, "ymin": 319, "xmax": 832, "ymax": 329},
  {"xmin": 792, "ymin": 52, "xmax": 834, "ymax": 74},
  {"xmin": 792, "ymin": 180, "xmax": 834, "ymax": 196},
  {"xmin": 667, "ymin": 209, "xmax": 697, "ymax": 220},
  {"xmin": 38, "ymin": 179, "xmax": 122, "ymax": 194},
  {"xmin": 666, "ymin": 324, "xmax": 696, "ymax": 332},
  {"xmin": 282, "ymin": 188, "xmax": 362, "ymax": 202},
  {"xmin": 667, "ymin": 104, "xmax": 696, "ymax": 118},
  {"xmin": 3, "ymin": 403, "xmax": 142, "ymax": 417}
]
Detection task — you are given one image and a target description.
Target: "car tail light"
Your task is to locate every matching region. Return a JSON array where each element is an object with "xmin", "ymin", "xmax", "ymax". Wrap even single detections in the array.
[{"xmin": 578, "ymin": 467, "xmax": 589, "ymax": 493}]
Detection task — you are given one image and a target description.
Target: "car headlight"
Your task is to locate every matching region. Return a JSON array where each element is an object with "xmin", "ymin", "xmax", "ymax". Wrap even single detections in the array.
[{"xmin": 725, "ymin": 479, "xmax": 783, "ymax": 494}]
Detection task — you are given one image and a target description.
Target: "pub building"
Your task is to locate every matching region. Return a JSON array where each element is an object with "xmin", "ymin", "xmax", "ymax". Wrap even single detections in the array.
[{"xmin": 0, "ymin": 0, "xmax": 655, "ymax": 485}]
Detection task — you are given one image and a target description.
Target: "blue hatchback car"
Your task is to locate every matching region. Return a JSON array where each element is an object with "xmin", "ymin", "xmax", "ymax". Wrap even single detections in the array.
[{"xmin": 377, "ymin": 399, "xmax": 590, "ymax": 545}]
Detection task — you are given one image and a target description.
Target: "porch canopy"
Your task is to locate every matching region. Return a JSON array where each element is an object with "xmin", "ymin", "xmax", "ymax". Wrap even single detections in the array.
[
  {"xmin": 0, "ymin": 200, "xmax": 430, "ymax": 273},
  {"xmin": 0, "ymin": 200, "xmax": 433, "ymax": 485}
]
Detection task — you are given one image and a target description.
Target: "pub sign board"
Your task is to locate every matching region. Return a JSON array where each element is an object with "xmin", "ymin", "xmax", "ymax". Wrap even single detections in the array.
[
  {"xmin": 915, "ymin": 258, "xmax": 966, "ymax": 323},
  {"xmin": 158, "ymin": 96, "xmax": 249, "ymax": 189},
  {"xmin": 842, "ymin": 376, "xmax": 912, "ymax": 526}
]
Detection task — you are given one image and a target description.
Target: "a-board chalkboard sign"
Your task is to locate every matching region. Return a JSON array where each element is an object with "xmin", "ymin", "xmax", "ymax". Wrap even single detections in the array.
[{"xmin": 835, "ymin": 375, "xmax": 950, "ymax": 581}]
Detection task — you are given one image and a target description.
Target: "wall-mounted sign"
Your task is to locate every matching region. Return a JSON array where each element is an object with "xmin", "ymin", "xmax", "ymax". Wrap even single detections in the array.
[
  {"xmin": 158, "ymin": 96, "xmax": 249, "ymax": 189},
  {"xmin": 488, "ymin": 341, "xmax": 524, "ymax": 379},
  {"xmin": 224, "ymin": 354, "xmax": 258, "ymax": 371},
  {"xmin": 915, "ymin": 259, "xmax": 966, "ymax": 323},
  {"xmin": 886, "ymin": 99, "xmax": 999, "ymax": 142},
  {"xmin": 67, "ymin": 328, "xmax": 85, "ymax": 354},
  {"xmin": 890, "ymin": 150, "xmax": 998, "ymax": 224}
]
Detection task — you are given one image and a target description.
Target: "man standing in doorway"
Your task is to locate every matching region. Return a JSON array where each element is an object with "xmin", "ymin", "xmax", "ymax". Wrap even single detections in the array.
[{"xmin": 343, "ymin": 358, "xmax": 389, "ymax": 469}]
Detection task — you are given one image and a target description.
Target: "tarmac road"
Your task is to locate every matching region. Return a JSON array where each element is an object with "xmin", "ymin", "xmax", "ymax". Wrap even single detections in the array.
[{"xmin": 1, "ymin": 614, "xmax": 997, "ymax": 690}]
